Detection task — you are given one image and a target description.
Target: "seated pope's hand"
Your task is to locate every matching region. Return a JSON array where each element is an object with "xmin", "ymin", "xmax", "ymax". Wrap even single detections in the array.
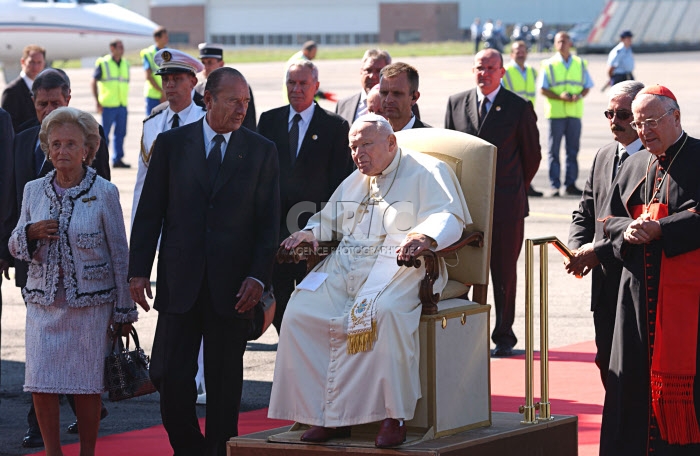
[
  {"xmin": 396, "ymin": 233, "xmax": 435, "ymax": 262},
  {"xmin": 280, "ymin": 230, "xmax": 318, "ymax": 252},
  {"xmin": 234, "ymin": 277, "xmax": 264, "ymax": 313},
  {"xmin": 27, "ymin": 220, "xmax": 59, "ymax": 241},
  {"xmin": 129, "ymin": 277, "xmax": 152, "ymax": 312}
]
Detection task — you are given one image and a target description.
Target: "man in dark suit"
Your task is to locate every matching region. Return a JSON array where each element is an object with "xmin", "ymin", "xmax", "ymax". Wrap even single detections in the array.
[
  {"xmin": 0, "ymin": 68, "xmax": 111, "ymax": 447},
  {"xmin": 445, "ymin": 48, "xmax": 541, "ymax": 357},
  {"xmin": 379, "ymin": 62, "xmax": 429, "ymax": 131},
  {"xmin": 335, "ymin": 49, "xmax": 420, "ymax": 125},
  {"xmin": 0, "ymin": 108, "xmax": 14, "ymax": 416},
  {"xmin": 566, "ymin": 80, "xmax": 645, "ymax": 385},
  {"xmin": 1, "ymin": 45, "xmax": 46, "ymax": 132},
  {"xmin": 193, "ymin": 43, "xmax": 257, "ymax": 131},
  {"xmin": 258, "ymin": 59, "xmax": 353, "ymax": 332},
  {"xmin": 129, "ymin": 67, "xmax": 280, "ymax": 456}
]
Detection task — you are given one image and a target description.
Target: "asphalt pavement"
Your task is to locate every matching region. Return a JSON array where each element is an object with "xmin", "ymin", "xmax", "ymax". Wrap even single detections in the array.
[{"xmin": 2, "ymin": 50, "xmax": 700, "ymax": 454}]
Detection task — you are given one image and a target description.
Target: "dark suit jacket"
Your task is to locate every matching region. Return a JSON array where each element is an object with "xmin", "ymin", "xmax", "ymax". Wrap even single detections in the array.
[
  {"xmin": 258, "ymin": 103, "xmax": 353, "ymax": 239},
  {"xmin": 0, "ymin": 124, "xmax": 111, "ymax": 286},
  {"xmin": 194, "ymin": 82, "xmax": 257, "ymax": 131},
  {"xmin": 445, "ymin": 87, "xmax": 541, "ymax": 222},
  {"xmin": 569, "ymin": 142, "xmax": 625, "ymax": 311},
  {"xmin": 0, "ymin": 109, "xmax": 14, "ymax": 262},
  {"xmin": 335, "ymin": 91, "xmax": 421, "ymax": 124},
  {"xmin": 411, "ymin": 117, "xmax": 430, "ymax": 129},
  {"xmin": 1, "ymin": 77, "xmax": 37, "ymax": 132},
  {"xmin": 128, "ymin": 118, "xmax": 280, "ymax": 317}
]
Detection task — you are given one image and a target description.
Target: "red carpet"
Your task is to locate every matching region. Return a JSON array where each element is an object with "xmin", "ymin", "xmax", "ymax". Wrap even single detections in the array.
[{"xmin": 32, "ymin": 340, "xmax": 604, "ymax": 455}]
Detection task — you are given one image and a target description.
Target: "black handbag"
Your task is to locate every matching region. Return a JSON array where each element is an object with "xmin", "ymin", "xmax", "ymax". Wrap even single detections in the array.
[{"xmin": 104, "ymin": 325, "xmax": 157, "ymax": 402}]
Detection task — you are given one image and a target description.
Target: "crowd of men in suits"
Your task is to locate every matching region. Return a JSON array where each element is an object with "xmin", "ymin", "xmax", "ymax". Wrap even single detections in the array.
[{"xmin": 3, "ymin": 30, "xmax": 637, "ymax": 454}]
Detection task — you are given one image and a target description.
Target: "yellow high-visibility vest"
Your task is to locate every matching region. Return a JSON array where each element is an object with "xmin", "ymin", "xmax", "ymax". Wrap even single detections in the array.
[
  {"xmin": 541, "ymin": 55, "xmax": 587, "ymax": 119},
  {"xmin": 140, "ymin": 45, "xmax": 162, "ymax": 100},
  {"xmin": 503, "ymin": 64, "xmax": 536, "ymax": 105},
  {"xmin": 95, "ymin": 54, "xmax": 129, "ymax": 108}
]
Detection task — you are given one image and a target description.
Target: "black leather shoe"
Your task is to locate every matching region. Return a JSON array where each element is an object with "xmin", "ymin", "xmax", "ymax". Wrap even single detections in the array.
[
  {"xmin": 527, "ymin": 185, "xmax": 543, "ymax": 197},
  {"xmin": 22, "ymin": 426, "xmax": 43, "ymax": 448},
  {"xmin": 112, "ymin": 160, "xmax": 131, "ymax": 168},
  {"xmin": 564, "ymin": 185, "xmax": 583, "ymax": 196},
  {"xmin": 67, "ymin": 405, "xmax": 108, "ymax": 434},
  {"xmin": 492, "ymin": 345, "xmax": 515, "ymax": 357}
]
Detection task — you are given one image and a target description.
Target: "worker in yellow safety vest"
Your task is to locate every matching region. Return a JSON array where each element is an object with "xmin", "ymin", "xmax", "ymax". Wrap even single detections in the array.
[
  {"xmin": 140, "ymin": 26, "xmax": 168, "ymax": 116},
  {"xmin": 92, "ymin": 39, "xmax": 131, "ymax": 168},
  {"xmin": 502, "ymin": 40, "xmax": 543, "ymax": 197},
  {"xmin": 539, "ymin": 31, "xmax": 593, "ymax": 197}
]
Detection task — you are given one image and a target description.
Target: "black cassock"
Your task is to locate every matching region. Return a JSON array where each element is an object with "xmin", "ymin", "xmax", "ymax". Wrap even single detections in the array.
[{"xmin": 599, "ymin": 133, "xmax": 700, "ymax": 456}]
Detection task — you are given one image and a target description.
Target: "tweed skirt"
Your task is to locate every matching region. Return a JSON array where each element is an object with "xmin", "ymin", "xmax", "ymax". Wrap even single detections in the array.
[{"xmin": 24, "ymin": 284, "xmax": 112, "ymax": 394}]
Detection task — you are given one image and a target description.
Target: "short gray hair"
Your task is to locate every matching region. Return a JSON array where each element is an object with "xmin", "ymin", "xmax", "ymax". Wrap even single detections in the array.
[
  {"xmin": 32, "ymin": 68, "xmax": 71, "ymax": 99},
  {"xmin": 286, "ymin": 59, "xmax": 318, "ymax": 82},
  {"xmin": 633, "ymin": 93, "xmax": 680, "ymax": 113},
  {"xmin": 362, "ymin": 49, "xmax": 391, "ymax": 66},
  {"xmin": 609, "ymin": 80, "xmax": 645, "ymax": 101},
  {"xmin": 351, "ymin": 113, "xmax": 394, "ymax": 138},
  {"xmin": 39, "ymin": 107, "xmax": 100, "ymax": 165}
]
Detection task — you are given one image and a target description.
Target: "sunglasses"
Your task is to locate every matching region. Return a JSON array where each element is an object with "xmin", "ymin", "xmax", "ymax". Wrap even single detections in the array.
[{"xmin": 603, "ymin": 110, "xmax": 633, "ymax": 120}]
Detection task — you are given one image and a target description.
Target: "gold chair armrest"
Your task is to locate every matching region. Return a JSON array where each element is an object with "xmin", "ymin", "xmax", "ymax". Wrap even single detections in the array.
[{"xmin": 396, "ymin": 230, "xmax": 485, "ymax": 315}]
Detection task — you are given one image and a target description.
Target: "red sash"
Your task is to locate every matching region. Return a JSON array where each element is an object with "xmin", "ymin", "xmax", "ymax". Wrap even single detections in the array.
[{"xmin": 630, "ymin": 203, "xmax": 700, "ymax": 444}]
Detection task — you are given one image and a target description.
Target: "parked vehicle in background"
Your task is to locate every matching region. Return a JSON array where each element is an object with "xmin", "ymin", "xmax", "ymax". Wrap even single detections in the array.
[
  {"xmin": 531, "ymin": 20, "xmax": 554, "ymax": 52},
  {"xmin": 568, "ymin": 22, "xmax": 593, "ymax": 49}
]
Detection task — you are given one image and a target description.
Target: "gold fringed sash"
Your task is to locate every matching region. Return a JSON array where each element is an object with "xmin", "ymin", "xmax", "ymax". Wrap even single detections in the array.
[{"xmin": 346, "ymin": 235, "xmax": 403, "ymax": 354}]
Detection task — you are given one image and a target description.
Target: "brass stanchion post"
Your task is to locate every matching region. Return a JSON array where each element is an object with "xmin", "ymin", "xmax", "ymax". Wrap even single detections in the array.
[
  {"xmin": 519, "ymin": 239, "xmax": 537, "ymax": 424},
  {"xmin": 538, "ymin": 243, "xmax": 553, "ymax": 421},
  {"xmin": 519, "ymin": 237, "xmax": 572, "ymax": 424}
]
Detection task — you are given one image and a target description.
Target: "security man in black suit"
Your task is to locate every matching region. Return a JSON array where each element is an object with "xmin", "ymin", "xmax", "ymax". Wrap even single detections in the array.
[
  {"xmin": 0, "ymin": 68, "xmax": 111, "ymax": 447},
  {"xmin": 566, "ymin": 80, "xmax": 645, "ymax": 385},
  {"xmin": 445, "ymin": 48, "xmax": 541, "ymax": 357},
  {"xmin": 0, "ymin": 108, "xmax": 14, "ymax": 421},
  {"xmin": 129, "ymin": 66, "xmax": 280, "ymax": 456},
  {"xmin": 193, "ymin": 43, "xmax": 257, "ymax": 131},
  {"xmin": 378, "ymin": 62, "xmax": 430, "ymax": 131},
  {"xmin": 1, "ymin": 45, "xmax": 46, "ymax": 132},
  {"xmin": 335, "ymin": 49, "xmax": 420, "ymax": 124},
  {"xmin": 258, "ymin": 59, "xmax": 353, "ymax": 332}
]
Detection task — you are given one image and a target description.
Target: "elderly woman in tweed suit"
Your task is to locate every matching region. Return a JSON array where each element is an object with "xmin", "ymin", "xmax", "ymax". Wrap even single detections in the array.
[{"xmin": 9, "ymin": 107, "xmax": 149, "ymax": 456}]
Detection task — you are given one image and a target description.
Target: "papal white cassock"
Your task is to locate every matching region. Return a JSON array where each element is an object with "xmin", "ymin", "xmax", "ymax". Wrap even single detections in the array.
[{"xmin": 268, "ymin": 147, "xmax": 471, "ymax": 426}]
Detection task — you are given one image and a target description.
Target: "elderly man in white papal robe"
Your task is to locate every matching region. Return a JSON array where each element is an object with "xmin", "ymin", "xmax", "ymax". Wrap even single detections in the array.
[{"xmin": 268, "ymin": 114, "xmax": 470, "ymax": 449}]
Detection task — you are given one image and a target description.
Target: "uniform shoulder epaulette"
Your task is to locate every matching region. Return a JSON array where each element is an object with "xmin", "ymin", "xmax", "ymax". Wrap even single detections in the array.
[{"xmin": 143, "ymin": 105, "xmax": 167, "ymax": 123}]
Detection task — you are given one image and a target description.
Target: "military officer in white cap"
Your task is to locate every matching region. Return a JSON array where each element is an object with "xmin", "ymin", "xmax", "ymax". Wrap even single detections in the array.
[
  {"xmin": 132, "ymin": 48, "xmax": 206, "ymax": 225},
  {"xmin": 194, "ymin": 43, "xmax": 257, "ymax": 130}
]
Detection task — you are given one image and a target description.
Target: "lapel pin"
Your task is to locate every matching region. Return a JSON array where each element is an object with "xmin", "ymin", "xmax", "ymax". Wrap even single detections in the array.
[
  {"xmin": 81, "ymin": 195, "xmax": 97, "ymax": 207},
  {"xmin": 312, "ymin": 134, "xmax": 318, "ymax": 140},
  {"xmin": 495, "ymin": 106, "xmax": 501, "ymax": 111}
]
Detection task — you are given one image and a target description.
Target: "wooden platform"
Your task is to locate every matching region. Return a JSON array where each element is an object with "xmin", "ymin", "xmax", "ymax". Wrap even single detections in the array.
[{"xmin": 227, "ymin": 412, "xmax": 578, "ymax": 456}]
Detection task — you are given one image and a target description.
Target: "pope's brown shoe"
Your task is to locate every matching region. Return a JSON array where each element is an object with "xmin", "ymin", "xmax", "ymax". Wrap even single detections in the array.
[
  {"xmin": 375, "ymin": 418, "xmax": 407, "ymax": 448},
  {"xmin": 300, "ymin": 425, "xmax": 351, "ymax": 442}
]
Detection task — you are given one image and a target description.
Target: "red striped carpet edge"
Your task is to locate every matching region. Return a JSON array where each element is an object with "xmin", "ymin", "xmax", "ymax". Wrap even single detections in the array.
[{"xmin": 31, "ymin": 340, "xmax": 603, "ymax": 455}]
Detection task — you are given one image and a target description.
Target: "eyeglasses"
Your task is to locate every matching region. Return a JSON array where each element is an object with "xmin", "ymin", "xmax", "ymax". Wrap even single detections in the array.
[
  {"xmin": 603, "ymin": 109, "xmax": 632, "ymax": 120},
  {"xmin": 630, "ymin": 110, "xmax": 674, "ymax": 131}
]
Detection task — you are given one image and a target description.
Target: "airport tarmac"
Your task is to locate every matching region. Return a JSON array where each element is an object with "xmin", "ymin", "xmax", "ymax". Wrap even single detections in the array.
[{"xmin": 1, "ymin": 50, "xmax": 700, "ymax": 454}]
